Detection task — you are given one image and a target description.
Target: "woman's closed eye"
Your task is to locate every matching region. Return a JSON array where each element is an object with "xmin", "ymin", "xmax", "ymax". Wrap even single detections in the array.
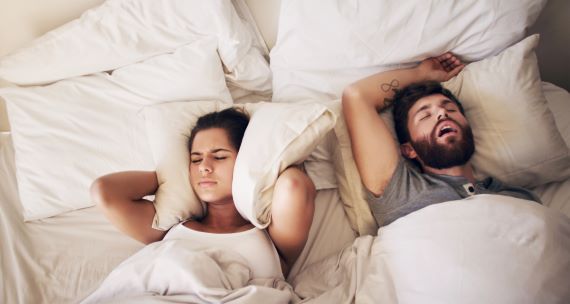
[{"xmin": 191, "ymin": 158, "xmax": 202, "ymax": 164}]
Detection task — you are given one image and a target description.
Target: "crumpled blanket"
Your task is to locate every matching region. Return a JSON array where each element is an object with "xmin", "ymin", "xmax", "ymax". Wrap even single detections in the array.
[
  {"xmin": 81, "ymin": 239, "xmax": 295, "ymax": 304},
  {"xmin": 293, "ymin": 194, "xmax": 570, "ymax": 304}
]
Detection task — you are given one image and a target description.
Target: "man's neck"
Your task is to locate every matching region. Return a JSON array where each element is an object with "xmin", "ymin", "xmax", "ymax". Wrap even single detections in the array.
[{"xmin": 422, "ymin": 163, "xmax": 475, "ymax": 183}]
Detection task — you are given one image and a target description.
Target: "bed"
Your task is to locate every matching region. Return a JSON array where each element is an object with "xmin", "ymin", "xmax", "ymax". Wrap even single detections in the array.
[{"xmin": 0, "ymin": 0, "xmax": 569, "ymax": 303}]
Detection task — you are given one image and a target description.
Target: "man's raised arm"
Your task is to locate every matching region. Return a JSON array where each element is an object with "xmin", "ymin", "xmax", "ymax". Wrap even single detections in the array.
[{"xmin": 342, "ymin": 53, "xmax": 464, "ymax": 196}]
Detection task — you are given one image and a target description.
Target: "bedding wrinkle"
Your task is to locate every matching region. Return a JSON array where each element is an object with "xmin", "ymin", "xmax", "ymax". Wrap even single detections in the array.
[{"xmin": 0, "ymin": 135, "xmax": 41, "ymax": 304}]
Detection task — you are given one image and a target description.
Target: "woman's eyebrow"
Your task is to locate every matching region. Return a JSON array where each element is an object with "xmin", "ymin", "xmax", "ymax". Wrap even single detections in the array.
[
  {"xmin": 191, "ymin": 148, "xmax": 233, "ymax": 156},
  {"xmin": 211, "ymin": 148, "xmax": 232, "ymax": 153}
]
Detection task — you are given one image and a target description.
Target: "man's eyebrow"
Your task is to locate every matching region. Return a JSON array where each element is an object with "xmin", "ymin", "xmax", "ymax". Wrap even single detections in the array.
[
  {"xmin": 414, "ymin": 103, "xmax": 431, "ymax": 116},
  {"xmin": 441, "ymin": 99, "xmax": 454, "ymax": 106}
]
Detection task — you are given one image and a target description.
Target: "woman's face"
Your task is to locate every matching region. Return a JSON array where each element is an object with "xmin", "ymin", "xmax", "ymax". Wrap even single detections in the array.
[{"xmin": 189, "ymin": 128, "xmax": 237, "ymax": 204}]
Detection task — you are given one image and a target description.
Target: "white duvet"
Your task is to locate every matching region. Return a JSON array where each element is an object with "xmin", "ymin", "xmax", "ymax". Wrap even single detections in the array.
[
  {"xmin": 294, "ymin": 195, "xmax": 570, "ymax": 304},
  {"xmin": 81, "ymin": 239, "xmax": 296, "ymax": 304}
]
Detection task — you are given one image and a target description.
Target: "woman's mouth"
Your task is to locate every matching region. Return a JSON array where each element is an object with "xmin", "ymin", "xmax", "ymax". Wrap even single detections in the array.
[{"xmin": 198, "ymin": 180, "xmax": 217, "ymax": 187}]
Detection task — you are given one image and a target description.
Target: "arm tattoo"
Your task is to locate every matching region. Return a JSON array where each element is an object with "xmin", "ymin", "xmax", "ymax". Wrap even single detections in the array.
[
  {"xmin": 379, "ymin": 79, "xmax": 399, "ymax": 110},
  {"xmin": 380, "ymin": 79, "xmax": 399, "ymax": 92}
]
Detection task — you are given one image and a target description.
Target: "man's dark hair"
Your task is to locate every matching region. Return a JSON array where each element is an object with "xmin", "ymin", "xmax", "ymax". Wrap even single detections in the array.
[
  {"xmin": 392, "ymin": 81, "xmax": 465, "ymax": 144},
  {"xmin": 187, "ymin": 107, "xmax": 250, "ymax": 152}
]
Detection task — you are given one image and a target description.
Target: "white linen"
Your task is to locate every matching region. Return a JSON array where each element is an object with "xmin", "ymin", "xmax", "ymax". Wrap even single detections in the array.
[
  {"xmin": 270, "ymin": 0, "xmax": 546, "ymax": 103},
  {"xmin": 0, "ymin": 0, "xmax": 265, "ymax": 87},
  {"xmin": 104, "ymin": 38, "xmax": 232, "ymax": 102},
  {"xmin": 0, "ymin": 130, "xmax": 355, "ymax": 302},
  {"xmin": 443, "ymin": 35, "xmax": 570, "ymax": 188},
  {"xmin": 543, "ymin": 82, "xmax": 570, "ymax": 147},
  {"xmin": 0, "ymin": 133, "xmax": 143, "ymax": 304},
  {"xmin": 293, "ymin": 195, "xmax": 570, "ymax": 304},
  {"xmin": 0, "ymin": 0, "xmax": 274, "ymax": 221},
  {"xmin": 1, "ymin": 75, "xmax": 157, "ymax": 220},
  {"xmin": 80, "ymin": 240, "xmax": 294, "ymax": 304}
]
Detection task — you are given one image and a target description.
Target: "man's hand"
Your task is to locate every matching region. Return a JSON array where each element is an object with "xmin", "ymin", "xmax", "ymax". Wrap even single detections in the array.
[{"xmin": 417, "ymin": 52, "xmax": 465, "ymax": 83}]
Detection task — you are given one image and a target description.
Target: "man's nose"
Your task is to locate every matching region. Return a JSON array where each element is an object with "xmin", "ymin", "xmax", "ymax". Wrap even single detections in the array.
[{"xmin": 437, "ymin": 109, "xmax": 449, "ymax": 121}]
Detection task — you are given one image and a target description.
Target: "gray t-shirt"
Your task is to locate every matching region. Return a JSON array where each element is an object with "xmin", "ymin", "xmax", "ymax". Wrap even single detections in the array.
[{"xmin": 366, "ymin": 159, "xmax": 541, "ymax": 227}]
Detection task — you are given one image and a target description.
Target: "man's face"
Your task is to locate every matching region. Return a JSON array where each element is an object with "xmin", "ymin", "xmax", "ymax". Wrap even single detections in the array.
[{"xmin": 404, "ymin": 94, "xmax": 475, "ymax": 169}]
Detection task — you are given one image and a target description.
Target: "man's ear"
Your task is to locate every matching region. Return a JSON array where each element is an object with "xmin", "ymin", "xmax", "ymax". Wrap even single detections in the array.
[{"xmin": 400, "ymin": 143, "xmax": 417, "ymax": 160}]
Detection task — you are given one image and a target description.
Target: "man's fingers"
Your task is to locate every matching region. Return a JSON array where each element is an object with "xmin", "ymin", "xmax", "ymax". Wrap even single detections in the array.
[
  {"xmin": 447, "ymin": 63, "xmax": 465, "ymax": 78},
  {"xmin": 444, "ymin": 57, "xmax": 463, "ymax": 71},
  {"xmin": 436, "ymin": 52, "xmax": 452, "ymax": 62}
]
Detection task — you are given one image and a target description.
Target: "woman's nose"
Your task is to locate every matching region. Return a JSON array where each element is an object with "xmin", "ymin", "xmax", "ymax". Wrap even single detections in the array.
[{"xmin": 199, "ymin": 160, "xmax": 212, "ymax": 175}]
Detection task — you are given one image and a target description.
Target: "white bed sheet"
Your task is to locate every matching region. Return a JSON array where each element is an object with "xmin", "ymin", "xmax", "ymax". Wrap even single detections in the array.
[
  {"xmin": 0, "ymin": 132, "xmax": 143, "ymax": 303},
  {"xmin": 1, "ymin": 81, "xmax": 570, "ymax": 303},
  {"xmin": 0, "ymin": 132, "xmax": 355, "ymax": 303}
]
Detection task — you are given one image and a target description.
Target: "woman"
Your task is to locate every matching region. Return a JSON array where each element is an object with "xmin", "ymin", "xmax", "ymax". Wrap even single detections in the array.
[{"xmin": 90, "ymin": 107, "xmax": 316, "ymax": 279}]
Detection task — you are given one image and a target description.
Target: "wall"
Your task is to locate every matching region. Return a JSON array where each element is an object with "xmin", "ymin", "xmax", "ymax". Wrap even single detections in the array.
[{"xmin": 529, "ymin": 0, "xmax": 570, "ymax": 91}]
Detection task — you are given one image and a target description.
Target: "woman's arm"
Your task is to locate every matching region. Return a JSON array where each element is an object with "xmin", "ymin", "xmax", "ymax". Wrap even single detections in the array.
[
  {"xmin": 90, "ymin": 171, "xmax": 167, "ymax": 244},
  {"xmin": 342, "ymin": 53, "xmax": 464, "ymax": 196},
  {"xmin": 267, "ymin": 166, "xmax": 316, "ymax": 277}
]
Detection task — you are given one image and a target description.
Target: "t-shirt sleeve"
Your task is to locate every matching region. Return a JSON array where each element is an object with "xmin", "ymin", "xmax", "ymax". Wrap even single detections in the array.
[{"xmin": 365, "ymin": 159, "xmax": 429, "ymax": 225}]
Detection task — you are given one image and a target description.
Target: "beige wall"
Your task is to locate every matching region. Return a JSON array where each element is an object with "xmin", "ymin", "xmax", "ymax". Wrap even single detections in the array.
[
  {"xmin": 244, "ymin": 0, "xmax": 281, "ymax": 50},
  {"xmin": 529, "ymin": 0, "xmax": 570, "ymax": 91}
]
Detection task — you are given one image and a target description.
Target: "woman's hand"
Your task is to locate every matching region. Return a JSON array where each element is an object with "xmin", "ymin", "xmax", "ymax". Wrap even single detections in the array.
[{"xmin": 417, "ymin": 52, "xmax": 465, "ymax": 83}]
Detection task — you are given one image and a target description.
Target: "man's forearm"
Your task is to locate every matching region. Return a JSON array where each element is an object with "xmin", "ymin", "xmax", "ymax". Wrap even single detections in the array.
[{"xmin": 346, "ymin": 66, "xmax": 428, "ymax": 111}]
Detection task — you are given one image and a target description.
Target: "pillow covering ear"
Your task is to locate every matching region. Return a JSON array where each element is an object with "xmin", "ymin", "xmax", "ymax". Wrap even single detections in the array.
[
  {"xmin": 143, "ymin": 101, "xmax": 336, "ymax": 230},
  {"xmin": 233, "ymin": 102, "xmax": 337, "ymax": 228}
]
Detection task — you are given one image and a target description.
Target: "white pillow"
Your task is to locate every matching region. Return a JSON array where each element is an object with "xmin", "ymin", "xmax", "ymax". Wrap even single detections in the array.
[
  {"xmin": 233, "ymin": 102, "xmax": 336, "ymax": 228},
  {"xmin": 270, "ymin": 0, "xmax": 547, "ymax": 103},
  {"xmin": 542, "ymin": 82, "xmax": 570, "ymax": 148},
  {"xmin": 143, "ymin": 101, "xmax": 336, "ymax": 230},
  {"xmin": 105, "ymin": 38, "xmax": 232, "ymax": 103},
  {"xmin": 1, "ymin": 75, "xmax": 156, "ymax": 220},
  {"xmin": 332, "ymin": 35, "xmax": 570, "ymax": 235},
  {"xmin": 0, "ymin": 41, "xmax": 232, "ymax": 220},
  {"xmin": 0, "ymin": 0, "xmax": 270, "ymax": 93},
  {"xmin": 443, "ymin": 35, "xmax": 570, "ymax": 188},
  {"xmin": 326, "ymin": 101, "xmax": 379, "ymax": 236}
]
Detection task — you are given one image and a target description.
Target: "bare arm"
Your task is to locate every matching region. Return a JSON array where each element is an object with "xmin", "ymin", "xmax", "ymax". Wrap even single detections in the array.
[
  {"xmin": 342, "ymin": 53, "xmax": 465, "ymax": 196},
  {"xmin": 268, "ymin": 166, "xmax": 316, "ymax": 277},
  {"xmin": 90, "ymin": 171, "xmax": 167, "ymax": 244}
]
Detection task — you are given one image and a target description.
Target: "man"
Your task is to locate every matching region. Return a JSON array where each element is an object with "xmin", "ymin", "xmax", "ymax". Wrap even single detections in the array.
[{"xmin": 342, "ymin": 53, "xmax": 540, "ymax": 227}]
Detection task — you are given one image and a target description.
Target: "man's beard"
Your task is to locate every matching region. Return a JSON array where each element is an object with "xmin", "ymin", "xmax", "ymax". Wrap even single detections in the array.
[{"xmin": 410, "ymin": 119, "xmax": 475, "ymax": 170}]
